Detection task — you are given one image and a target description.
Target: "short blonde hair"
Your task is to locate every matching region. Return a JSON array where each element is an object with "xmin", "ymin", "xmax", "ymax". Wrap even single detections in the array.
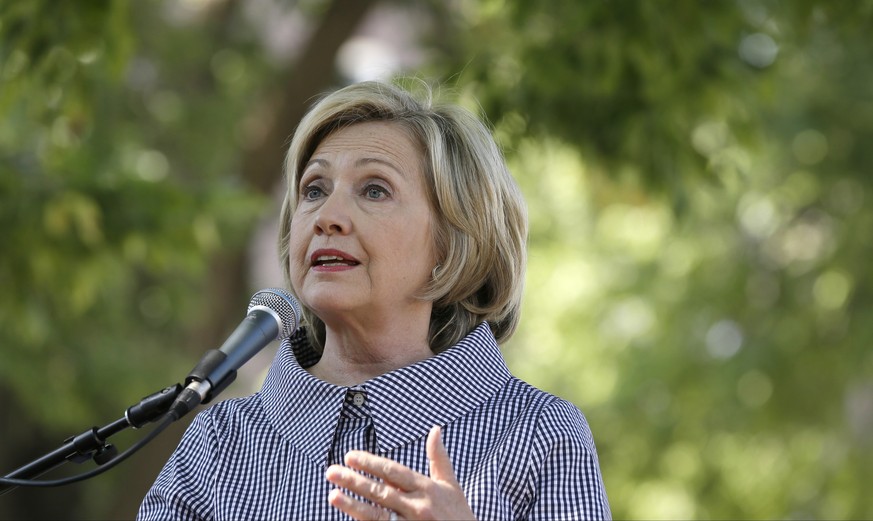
[{"xmin": 278, "ymin": 81, "xmax": 527, "ymax": 353}]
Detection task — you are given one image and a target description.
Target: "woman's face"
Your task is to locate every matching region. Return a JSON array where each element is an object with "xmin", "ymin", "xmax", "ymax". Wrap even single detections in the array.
[{"xmin": 288, "ymin": 121, "xmax": 437, "ymax": 327}]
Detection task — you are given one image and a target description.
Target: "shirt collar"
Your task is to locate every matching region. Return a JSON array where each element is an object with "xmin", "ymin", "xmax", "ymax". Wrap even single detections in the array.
[
  {"xmin": 260, "ymin": 333, "xmax": 347, "ymax": 467},
  {"xmin": 260, "ymin": 323, "xmax": 512, "ymax": 465}
]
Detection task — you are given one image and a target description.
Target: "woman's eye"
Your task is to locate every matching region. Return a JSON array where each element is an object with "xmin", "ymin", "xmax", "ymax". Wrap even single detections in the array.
[
  {"xmin": 302, "ymin": 185, "xmax": 325, "ymax": 200},
  {"xmin": 364, "ymin": 184, "xmax": 389, "ymax": 199}
]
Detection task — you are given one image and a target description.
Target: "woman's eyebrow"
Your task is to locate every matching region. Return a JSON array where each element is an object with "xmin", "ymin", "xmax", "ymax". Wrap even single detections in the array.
[{"xmin": 304, "ymin": 157, "xmax": 401, "ymax": 174}]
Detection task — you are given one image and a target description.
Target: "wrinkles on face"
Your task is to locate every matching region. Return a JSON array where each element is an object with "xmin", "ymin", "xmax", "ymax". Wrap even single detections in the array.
[{"xmin": 287, "ymin": 121, "xmax": 437, "ymax": 331}]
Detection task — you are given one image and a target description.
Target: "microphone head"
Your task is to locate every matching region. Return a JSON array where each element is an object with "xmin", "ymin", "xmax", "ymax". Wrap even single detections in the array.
[{"xmin": 247, "ymin": 288, "xmax": 302, "ymax": 340}]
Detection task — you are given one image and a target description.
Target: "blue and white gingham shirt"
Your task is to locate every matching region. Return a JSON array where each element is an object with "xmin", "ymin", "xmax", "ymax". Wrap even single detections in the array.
[{"xmin": 138, "ymin": 323, "xmax": 611, "ymax": 520}]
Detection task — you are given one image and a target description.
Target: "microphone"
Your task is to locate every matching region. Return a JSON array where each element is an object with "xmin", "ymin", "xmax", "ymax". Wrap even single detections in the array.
[{"xmin": 167, "ymin": 288, "xmax": 302, "ymax": 420}]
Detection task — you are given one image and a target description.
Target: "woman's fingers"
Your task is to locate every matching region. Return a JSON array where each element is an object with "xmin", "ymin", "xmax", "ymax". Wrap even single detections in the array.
[
  {"xmin": 325, "ymin": 426, "xmax": 477, "ymax": 520},
  {"xmin": 342, "ymin": 450, "xmax": 429, "ymax": 492},
  {"xmin": 325, "ymin": 462, "xmax": 410, "ymax": 511},
  {"xmin": 327, "ymin": 487, "xmax": 396, "ymax": 521}
]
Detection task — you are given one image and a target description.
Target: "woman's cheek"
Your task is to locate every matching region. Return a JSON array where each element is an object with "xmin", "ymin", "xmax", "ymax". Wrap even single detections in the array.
[{"xmin": 287, "ymin": 236, "xmax": 308, "ymax": 291}]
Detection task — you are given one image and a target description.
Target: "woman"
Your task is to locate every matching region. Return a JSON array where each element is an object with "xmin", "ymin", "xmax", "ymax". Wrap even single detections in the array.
[{"xmin": 139, "ymin": 81, "xmax": 610, "ymax": 520}]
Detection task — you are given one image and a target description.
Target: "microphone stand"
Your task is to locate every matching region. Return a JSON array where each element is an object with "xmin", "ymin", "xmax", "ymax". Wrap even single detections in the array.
[
  {"xmin": 0, "ymin": 295, "xmax": 289, "ymax": 496},
  {"xmin": 0, "ymin": 384, "xmax": 182, "ymax": 497}
]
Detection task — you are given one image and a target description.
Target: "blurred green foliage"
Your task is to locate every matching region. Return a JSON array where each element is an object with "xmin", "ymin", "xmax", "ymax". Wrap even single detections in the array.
[
  {"xmin": 438, "ymin": 1, "xmax": 873, "ymax": 518},
  {"xmin": 2, "ymin": 0, "xmax": 873, "ymax": 519},
  {"xmin": 0, "ymin": 0, "xmax": 265, "ymax": 430}
]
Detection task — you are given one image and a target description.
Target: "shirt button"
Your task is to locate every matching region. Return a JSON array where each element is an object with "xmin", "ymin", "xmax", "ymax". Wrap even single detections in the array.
[{"xmin": 352, "ymin": 393, "xmax": 365, "ymax": 406}]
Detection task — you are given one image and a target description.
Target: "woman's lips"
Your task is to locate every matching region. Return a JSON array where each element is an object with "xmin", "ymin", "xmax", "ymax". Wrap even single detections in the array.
[{"xmin": 310, "ymin": 248, "xmax": 360, "ymax": 271}]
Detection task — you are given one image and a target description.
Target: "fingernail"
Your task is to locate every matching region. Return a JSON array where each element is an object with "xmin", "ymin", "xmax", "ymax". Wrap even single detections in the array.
[
  {"xmin": 328, "ymin": 488, "xmax": 347, "ymax": 506},
  {"xmin": 344, "ymin": 451, "xmax": 360, "ymax": 465},
  {"xmin": 325, "ymin": 465, "xmax": 344, "ymax": 480}
]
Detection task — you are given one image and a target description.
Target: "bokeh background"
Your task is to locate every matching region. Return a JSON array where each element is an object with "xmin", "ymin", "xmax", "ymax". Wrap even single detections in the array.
[{"xmin": 2, "ymin": 0, "xmax": 872, "ymax": 519}]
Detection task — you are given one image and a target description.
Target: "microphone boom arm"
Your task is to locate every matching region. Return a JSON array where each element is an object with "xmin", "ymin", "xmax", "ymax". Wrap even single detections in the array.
[
  {"xmin": 0, "ymin": 287, "xmax": 300, "ymax": 496},
  {"xmin": 0, "ymin": 384, "xmax": 182, "ymax": 496}
]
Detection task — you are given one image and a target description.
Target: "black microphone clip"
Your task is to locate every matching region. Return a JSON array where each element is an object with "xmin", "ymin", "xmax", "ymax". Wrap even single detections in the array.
[{"xmin": 169, "ymin": 350, "xmax": 228, "ymax": 419}]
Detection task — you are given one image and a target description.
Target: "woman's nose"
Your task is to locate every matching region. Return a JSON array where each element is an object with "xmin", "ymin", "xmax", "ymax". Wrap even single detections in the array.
[{"xmin": 313, "ymin": 191, "xmax": 352, "ymax": 235}]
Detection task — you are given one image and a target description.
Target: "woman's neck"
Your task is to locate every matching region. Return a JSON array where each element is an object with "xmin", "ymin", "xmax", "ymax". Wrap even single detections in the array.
[{"xmin": 307, "ymin": 320, "xmax": 433, "ymax": 386}]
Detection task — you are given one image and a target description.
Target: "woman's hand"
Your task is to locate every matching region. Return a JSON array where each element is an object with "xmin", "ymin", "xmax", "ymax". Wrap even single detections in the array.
[{"xmin": 325, "ymin": 426, "xmax": 476, "ymax": 521}]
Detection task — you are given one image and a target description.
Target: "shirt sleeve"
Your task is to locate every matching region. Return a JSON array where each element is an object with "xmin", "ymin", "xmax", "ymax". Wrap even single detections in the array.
[
  {"xmin": 526, "ymin": 399, "xmax": 611, "ymax": 521},
  {"xmin": 137, "ymin": 410, "xmax": 219, "ymax": 521}
]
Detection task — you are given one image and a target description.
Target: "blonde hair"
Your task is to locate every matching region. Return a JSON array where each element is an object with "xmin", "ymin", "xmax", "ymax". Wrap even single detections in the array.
[{"xmin": 278, "ymin": 81, "xmax": 527, "ymax": 353}]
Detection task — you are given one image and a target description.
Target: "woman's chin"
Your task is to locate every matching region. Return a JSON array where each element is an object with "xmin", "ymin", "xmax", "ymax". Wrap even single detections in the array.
[{"xmin": 303, "ymin": 296, "xmax": 363, "ymax": 322}]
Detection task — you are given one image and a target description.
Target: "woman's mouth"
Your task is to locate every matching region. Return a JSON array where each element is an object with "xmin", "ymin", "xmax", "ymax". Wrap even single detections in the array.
[
  {"xmin": 310, "ymin": 249, "xmax": 360, "ymax": 269},
  {"xmin": 313, "ymin": 255, "xmax": 357, "ymax": 267}
]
